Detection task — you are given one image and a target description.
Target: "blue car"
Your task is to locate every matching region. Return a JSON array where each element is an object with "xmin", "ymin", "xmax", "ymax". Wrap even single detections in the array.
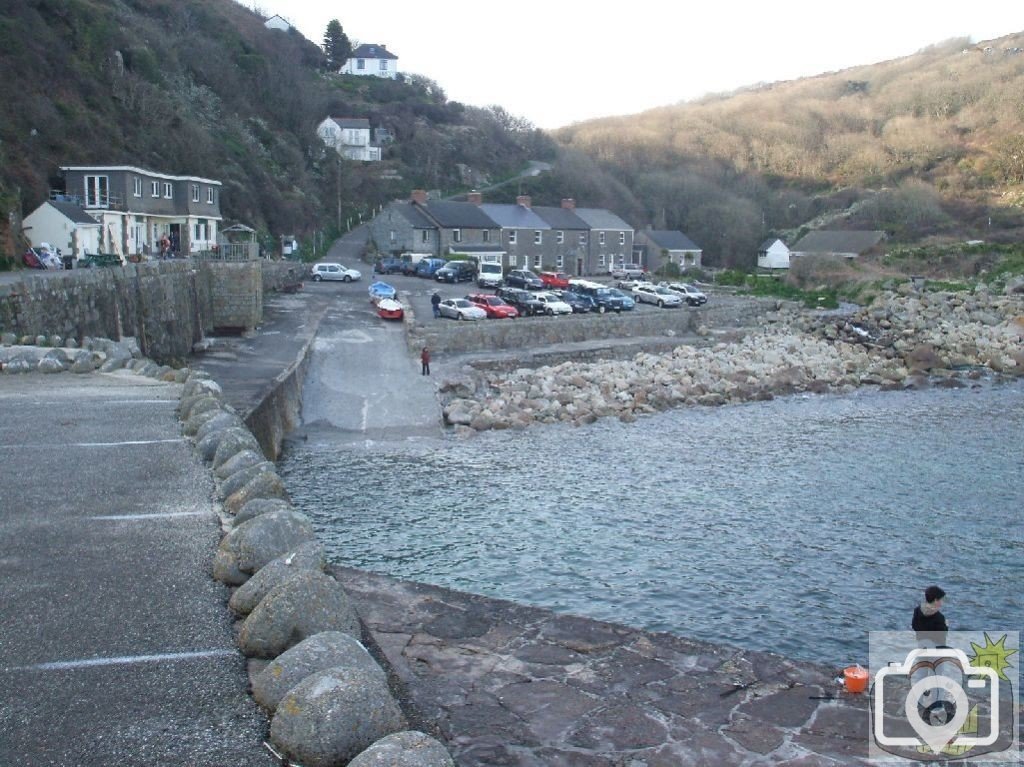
[
  {"xmin": 560, "ymin": 290, "xmax": 597, "ymax": 313},
  {"xmin": 415, "ymin": 258, "xmax": 447, "ymax": 278},
  {"xmin": 607, "ymin": 288, "xmax": 636, "ymax": 310}
]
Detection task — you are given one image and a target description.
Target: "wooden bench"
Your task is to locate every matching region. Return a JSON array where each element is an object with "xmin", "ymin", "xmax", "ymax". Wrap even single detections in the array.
[{"xmin": 79, "ymin": 253, "xmax": 123, "ymax": 268}]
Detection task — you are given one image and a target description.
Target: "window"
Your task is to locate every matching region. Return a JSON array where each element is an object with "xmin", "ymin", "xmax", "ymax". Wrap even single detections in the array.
[
  {"xmin": 356, "ymin": 59, "xmax": 365, "ymax": 70},
  {"xmin": 133, "ymin": 177, "xmax": 142, "ymax": 197},
  {"xmin": 482, "ymin": 229, "xmax": 490, "ymax": 243},
  {"xmin": 191, "ymin": 184, "xmax": 200, "ymax": 202},
  {"xmin": 533, "ymin": 230, "xmax": 542, "ymax": 245},
  {"xmin": 194, "ymin": 219, "xmax": 208, "ymax": 242},
  {"xmin": 599, "ymin": 254, "xmax": 606, "ymax": 267},
  {"xmin": 163, "ymin": 183, "xmax": 173, "ymax": 199},
  {"xmin": 599, "ymin": 232, "xmax": 606, "ymax": 245},
  {"xmin": 508, "ymin": 254, "xmax": 517, "ymax": 267},
  {"xmin": 150, "ymin": 181, "xmax": 160, "ymax": 197},
  {"xmin": 533, "ymin": 254, "xmax": 542, "ymax": 268},
  {"xmin": 84, "ymin": 175, "xmax": 109, "ymax": 207},
  {"xmin": 379, "ymin": 60, "xmax": 388, "ymax": 72},
  {"xmin": 207, "ymin": 187, "xmax": 215, "ymax": 204},
  {"xmin": 619, "ymin": 232, "xmax": 626, "ymax": 245},
  {"xmin": 420, "ymin": 229, "xmax": 429, "ymax": 243},
  {"xmin": 389, "ymin": 230, "xmax": 396, "ymax": 242},
  {"xmin": 579, "ymin": 232, "xmax": 588, "ymax": 245},
  {"xmin": 556, "ymin": 230, "xmax": 564, "ymax": 244},
  {"xmin": 556, "ymin": 254, "xmax": 564, "ymax": 269},
  {"xmin": 508, "ymin": 231, "xmax": 517, "ymax": 245},
  {"xmin": 452, "ymin": 229, "xmax": 462, "ymax": 243}
]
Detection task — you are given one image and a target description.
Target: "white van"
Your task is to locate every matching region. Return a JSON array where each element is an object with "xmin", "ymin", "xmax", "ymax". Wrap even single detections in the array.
[{"xmin": 477, "ymin": 262, "xmax": 504, "ymax": 288}]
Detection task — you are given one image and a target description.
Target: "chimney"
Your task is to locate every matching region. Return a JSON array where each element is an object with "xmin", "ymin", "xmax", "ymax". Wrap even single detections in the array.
[
  {"xmin": 410, "ymin": 189, "xmax": 428, "ymax": 205},
  {"xmin": 516, "ymin": 195, "xmax": 532, "ymax": 208},
  {"xmin": 467, "ymin": 191, "xmax": 482, "ymax": 205},
  {"xmin": 561, "ymin": 198, "xmax": 576, "ymax": 210}
]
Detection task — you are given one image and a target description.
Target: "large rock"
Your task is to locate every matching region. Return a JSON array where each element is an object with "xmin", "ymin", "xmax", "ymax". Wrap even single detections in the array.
[
  {"xmin": 215, "ymin": 449, "xmax": 264, "ymax": 480},
  {"xmin": 212, "ymin": 429, "xmax": 263, "ymax": 469},
  {"xmin": 213, "ymin": 510, "xmax": 315, "ymax": 585},
  {"xmin": 251, "ymin": 630, "xmax": 383, "ymax": 712},
  {"xmin": 238, "ymin": 571, "xmax": 361, "ymax": 657},
  {"xmin": 234, "ymin": 497, "xmax": 294, "ymax": 527},
  {"xmin": 347, "ymin": 732, "xmax": 454, "ymax": 767},
  {"xmin": 223, "ymin": 470, "xmax": 289, "ymax": 515},
  {"xmin": 229, "ymin": 540, "xmax": 326, "ymax": 615},
  {"xmin": 183, "ymin": 408, "xmax": 234, "ymax": 438},
  {"xmin": 269, "ymin": 666, "xmax": 405, "ymax": 767},
  {"xmin": 219, "ymin": 461, "xmax": 277, "ymax": 501},
  {"xmin": 197, "ymin": 426, "xmax": 253, "ymax": 463}
]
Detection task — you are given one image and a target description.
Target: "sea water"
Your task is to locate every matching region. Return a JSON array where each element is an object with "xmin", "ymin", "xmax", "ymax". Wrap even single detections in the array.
[{"xmin": 278, "ymin": 381, "xmax": 1024, "ymax": 666}]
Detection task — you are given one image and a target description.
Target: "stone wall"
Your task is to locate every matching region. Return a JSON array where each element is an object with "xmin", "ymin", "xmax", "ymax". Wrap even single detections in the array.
[{"xmin": 205, "ymin": 261, "xmax": 262, "ymax": 332}]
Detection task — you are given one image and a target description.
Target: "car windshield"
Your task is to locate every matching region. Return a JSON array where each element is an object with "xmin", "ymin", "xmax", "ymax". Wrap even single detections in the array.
[
  {"xmin": 452, "ymin": 299, "xmax": 471, "ymax": 307},
  {"xmin": 608, "ymin": 289, "xmax": 627, "ymax": 298},
  {"xmin": 594, "ymin": 289, "xmax": 611, "ymax": 297},
  {"xmin": 484, "ymin": 297, "xmax": 504, "ymax": 306}
]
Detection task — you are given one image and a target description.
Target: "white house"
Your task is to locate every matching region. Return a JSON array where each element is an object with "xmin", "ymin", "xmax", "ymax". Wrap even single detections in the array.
[
  {"xmin": 264, "ymin": 14, "xmax": 292, "ymax": 32},
  {"xmin": 339, "ymin": 43, "xmax": 398, "ymax": 79},
  {"xmin": 757, "ymin": 238, "xmax": 791, "ymax": 269},
  {"xmin": 23, "ymin": 200, "xmax": 101, "ymax": 260},
  {"xmin": 316, "ymin": 117, "xmax": 381, "ymax": 162}
]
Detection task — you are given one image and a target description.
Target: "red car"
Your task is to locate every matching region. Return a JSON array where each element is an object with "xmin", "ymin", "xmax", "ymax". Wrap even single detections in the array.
[
  {"xmin": 466, "ymin": 293, "xmax": 519, "ymax": 319},
  {"xmin": 540, "ymin": 271, "xmax": 570, "ymax": 289}
]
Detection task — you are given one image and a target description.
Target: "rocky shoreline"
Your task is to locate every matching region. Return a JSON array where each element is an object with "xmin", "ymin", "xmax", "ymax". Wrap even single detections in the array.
[{"xmin": 441, "ymin": 286, "xmax": 1024, "ymax": 433}]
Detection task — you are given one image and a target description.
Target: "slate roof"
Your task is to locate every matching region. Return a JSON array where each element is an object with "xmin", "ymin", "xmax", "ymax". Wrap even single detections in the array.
[
  {"xmin": 759, "ymin": 237, "xmax": 788, "ymax": 250},
  {"xmin": 329, "ymin": 117, "xmax": 371, "ymax": 130},
  {"xmin": 46, "ymin": 200, "xmax": 99, "ymax": 225},
  {"xmin": 643, "ymin": 230, "xmax": 701, "ymax": 251},
  {"xmin": 351, "ymin": 44, "xmax": 397, "ymax": 60},
  {"xmin": 391, "ymin": 202, "xmax": 436, "ymax": 228},
  {"xmin": 573, "ymin": 208, "xmax": 633, "ymax": 231},
  {"xmin": 420, "ymin": 201, "xmax": 498, "ymax": 229},
  {"xmin": 790, "ymin": 230, "xmax": 886, "ymax": 255},
  {"xmin": 478, "ymin": 204, "xmax": 551, "ymax": 230},
  {"xmin": 532, "ymin": 206, "xmax": 589, "ymax": 230}
]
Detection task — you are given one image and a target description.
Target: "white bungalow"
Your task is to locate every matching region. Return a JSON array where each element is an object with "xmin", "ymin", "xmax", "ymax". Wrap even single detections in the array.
[
  {"xmin": 757, "ymin": 238, "xmax": 791, "ymax": 269},
  {"xmin": 316, "ymin": 117, "xmax": 381, "ymax": 162},
  {"xmin": 339, "ymin": 43, "xmax": 399, "ymax": 79},
  {"xmin": 263, "ymin": 15, "xmax": 292, "ymax": 32},
  {"xmin": 23, "ymin": 200, "xmax": 101, "ymax": 260}
]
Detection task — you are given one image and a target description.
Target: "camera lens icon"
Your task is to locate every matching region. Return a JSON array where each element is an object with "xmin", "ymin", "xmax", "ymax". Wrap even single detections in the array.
[{"xmin": 874, "ymin": 647, "xmax": 1000, "ymax": 755}]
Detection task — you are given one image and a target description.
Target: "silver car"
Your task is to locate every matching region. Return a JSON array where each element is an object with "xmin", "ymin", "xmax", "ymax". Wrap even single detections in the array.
[
  {"xmin": 632, "ymin": 283, "xmax": 683, "ymax": 307},
  {"xmin": 310, "ymin": 262, "xmax": 362, "ymax": 282},
  {"xmin": 438, "ymin": 298, "xmax": 487, "ymax": 321}
]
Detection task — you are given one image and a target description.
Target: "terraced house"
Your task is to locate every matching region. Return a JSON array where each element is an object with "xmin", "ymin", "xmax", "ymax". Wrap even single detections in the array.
[{"xmin": 369, "ymin": 190, "xmax": 634, "ymax": 276}]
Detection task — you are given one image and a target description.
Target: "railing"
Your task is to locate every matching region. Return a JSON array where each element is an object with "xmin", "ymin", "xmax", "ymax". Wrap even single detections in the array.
[
  {"xmin": 194, "ymin": 242, "xmax": 260, "ymax": 261},
  {"xmin": 49, "ymin": 190, "xmax": 126, "ymax": 210}
]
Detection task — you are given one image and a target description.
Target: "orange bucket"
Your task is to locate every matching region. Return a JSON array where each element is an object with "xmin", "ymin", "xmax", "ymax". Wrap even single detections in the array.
[{"xmin": 844, "ymin": 665, "xmax": 870, "ymax": 693}]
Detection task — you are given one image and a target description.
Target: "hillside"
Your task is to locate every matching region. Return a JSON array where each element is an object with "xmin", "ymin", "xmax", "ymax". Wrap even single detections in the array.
[
  {"xmin": 0, "ymin": 0, "xmax": 553, "ymax": 260},
  {"xmin": 546, "ymin": 33, "xmax": 1024, "ymax": 266}
]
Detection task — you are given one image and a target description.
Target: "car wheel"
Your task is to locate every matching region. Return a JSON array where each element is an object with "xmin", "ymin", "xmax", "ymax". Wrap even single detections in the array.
[
  {"xmin": 657, "ymin": 300, "xmax": 664, "ymax": 307},
  {"xmin": 546, "ymin": 308, "xmax": 554, "ymax": 316},
  {"xmin": 313, "ymin": 274, "xmax": 322, "ymax": 282},
  {"xmin": 457, "ymin": 313, "xmax": 464, "ymax": 321},
  {"xmin": 343, "ymin": 275, "xmax": 352, "ymax": 282},
  {"xmin": 598, "ymin": 305, "xmax": 606, "ymax": 314}
]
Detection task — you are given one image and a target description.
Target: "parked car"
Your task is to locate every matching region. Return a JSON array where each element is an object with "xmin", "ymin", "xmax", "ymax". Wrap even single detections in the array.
[
  {"xmin": 438, "ymin": 297, "xmax": 487, "ymax": 321},
  {"xmin": 435, "ymin": 260, "xmax": 476, "ymax": 283},
  {"xmin": 415, "ymin": 258, "xmax": 447, "ymax": 278},
  {"xmin": 476, "ymin": 262, "xmax": 504, "ymax": 288},
  {"xmin": 374, "ymin": 256, "xmax": 408, "ymax": 275},
  {"xmin": 539, "ymin": 271, "xmax": 570, "ymax": 289},
  {"xmin": 606, "ymin": 288, "xmax": 636, "ymax": 310},
  {"xmin": 310, "ymin": 262, "xmax": 362, "ymax": 282},
  {"xmin": 466, "ymin": 293, "xmax": 519, "ymax": 319},
  {"xmin": 632, "ymin": 283, "xmax": 683, "ymax": 307},
  {"xmin": 533, "ymin": 291, "xmax": 573, "ymax": 316},
  {"xmin": 616, "ymin": 278, "xmax": 648, "ymax": 291},
  {"xmin": 504, "ymin": 269, "xmax": 544, "ymax": 290},
  {"xmin": 610, "ymin": 263, "xmax": 646, "ymax": 279},
  {"xmin": 569, "ymin": 280, "xmax": 627, "ymax": 313},
  {"xmin": 497, "ymin": 286, "xmax": 545, "ymax": 316},
  {"xmin": 661, "ymin": 281, "xmax": 708, "ymax": 306},
  {"xmin": 559, "ymin": 290, "xmax": 597, "ymax": 313}
]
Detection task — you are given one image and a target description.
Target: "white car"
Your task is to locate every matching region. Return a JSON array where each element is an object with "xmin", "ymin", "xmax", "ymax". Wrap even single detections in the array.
[
  {"xmin": 310, "ymin": 262, "xmax": 362, "ymax": 282},
  {"xmin": 438, "ymin": 298, "xmax": 487, "ymax": 321},
  {"xmin": 533, "ymin": 292, "xmax": 573, "ymax": 316},
  {"xmin": 661, "ymin": 281, "xmax": 708, "ymax": 306},
  {"xmin": 632, "ymin": 283, "xmax": 683, "ymax": 307}
]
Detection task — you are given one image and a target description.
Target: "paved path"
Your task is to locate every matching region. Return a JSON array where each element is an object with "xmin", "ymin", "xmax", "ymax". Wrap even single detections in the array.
[{"xmin": 0, "ymin": 371, "xmax": 274, "ymax": 767}]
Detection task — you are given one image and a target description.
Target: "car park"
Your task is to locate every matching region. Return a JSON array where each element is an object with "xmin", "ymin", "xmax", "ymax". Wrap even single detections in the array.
[
  {"xmin": 497, "ymin": 286, "xmax": 545, "ymax": 316},
  {"xmin": 610, "ymin": 263, "xmax": 646, "ymax": 279},
  {"xmin": 504, "ymin": 269, "xmax": 544, "ymax": 290},
  {"xmin": 373, "ymin": 256, "xmax": 408, "ymax": 275},
  {"xmin": 415, "ymin": 258, "xmax": 447, "ymax": 278},
  {"xmin": 310, "ymin": 262, "xmax": 362, "ymax": 282},
  {"xmin": 559, "ymin": 290, "xmax": 597, "ymax": 313},
  {"xmin": 662, "ymin": 281, "xmax": 708, "ymax": 306},
  {"xmin": 533, "ymin": 291, "xmax": 573, "ymax": 316},
  {"xmin": 568, "ymin": 280, "xmax": 627, "ymax": 313},
  {"xmin": 466, "ymin": 293, "xmax": 519, "ymax": 319},
  {"xmin": 632, "ymin": 283, "xmax": 683, "ymax": 307},
  {"xmin": 606, "ymin": 288, "xmax": 636, "ymax": 310},
  {"xmin": 539, "ymin": 271, "xmax": 570, "ymax": 289},
  {"xmin": 476, "ymin": 262, "xmax": 504, "ymax": 288},
  {"xmin": 435, "ymin": 260, "xmax": 477, "ymax": 283},
  {"xmin": 438, "ymin": 298, "xmax": 487, "ymax": 320}
]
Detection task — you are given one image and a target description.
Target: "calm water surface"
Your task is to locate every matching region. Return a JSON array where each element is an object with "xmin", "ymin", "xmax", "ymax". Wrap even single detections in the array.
[{"xmin": 278, "ymin": 382, "xmax": 1024, "ymax": 666}]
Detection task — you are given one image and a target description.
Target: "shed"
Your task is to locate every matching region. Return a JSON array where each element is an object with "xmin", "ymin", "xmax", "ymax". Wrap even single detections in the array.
[
  {"xmin": 758, "ymin": 238, "xmax": 791, "ymax": 269},
  {"xmin": 22, "ymin": 200, "xmax": 101, "ymax": 260}
]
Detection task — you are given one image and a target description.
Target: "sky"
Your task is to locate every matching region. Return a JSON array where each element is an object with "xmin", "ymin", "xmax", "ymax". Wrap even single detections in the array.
[{"xmin": 259, "ymin": 1, "xmax": 1023, "ymax": 129}]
